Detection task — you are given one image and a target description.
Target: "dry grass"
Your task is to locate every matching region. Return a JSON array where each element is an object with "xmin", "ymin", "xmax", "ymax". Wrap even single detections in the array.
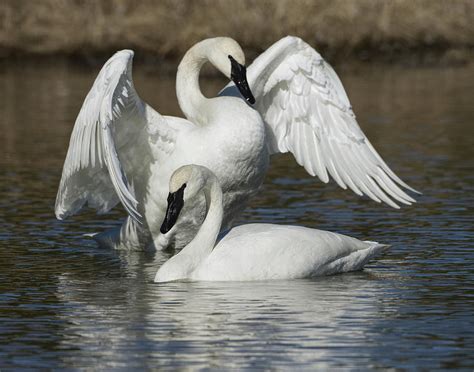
[{"xmin": 1, "ymin": 0, "xmax": 473, "ymax": 63}]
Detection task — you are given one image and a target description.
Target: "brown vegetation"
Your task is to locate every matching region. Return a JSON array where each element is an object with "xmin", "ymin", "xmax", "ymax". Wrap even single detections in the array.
[{"xmin": 1, "ymin": 0, "xmax": 473, "ymax": 64}]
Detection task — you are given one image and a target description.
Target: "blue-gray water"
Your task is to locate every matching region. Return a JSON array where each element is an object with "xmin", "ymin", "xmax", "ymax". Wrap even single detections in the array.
[{"xmin": 1, "ymin": 61, "xmax": 473, "ymax": 369}]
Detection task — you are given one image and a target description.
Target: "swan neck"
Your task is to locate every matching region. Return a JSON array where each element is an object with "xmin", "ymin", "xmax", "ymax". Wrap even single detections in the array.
[
  {"xmin": 154, "ymin": 171, "xmax": 223, "ymax": 283},
  {"xmin": 183, "ymin": 175, "xmax": 223, "ymax": 268},
  {"xmin": 176, "ymin": 42, "xmax": 210, "ymax": 124}
]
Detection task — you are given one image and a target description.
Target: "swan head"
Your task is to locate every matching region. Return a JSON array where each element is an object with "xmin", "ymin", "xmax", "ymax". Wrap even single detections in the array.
[
  {"xmin": 208, "ymin": 37, "xmax": 255, "ymax": 104},
  {"xmin": 160, "ymin": 165, "xmax": 207, "ymax": 234}
]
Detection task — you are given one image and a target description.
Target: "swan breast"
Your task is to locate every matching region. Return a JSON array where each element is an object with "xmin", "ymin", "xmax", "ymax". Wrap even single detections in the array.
[{"xmin": 173, "ymin": 97, "xmax": 269, "ymax": 193}]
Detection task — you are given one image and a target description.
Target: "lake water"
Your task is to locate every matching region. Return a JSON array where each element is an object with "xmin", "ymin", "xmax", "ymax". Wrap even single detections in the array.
[{"xmin": 1, "ymin": 60, "xmax": 473, "ymax": 369}]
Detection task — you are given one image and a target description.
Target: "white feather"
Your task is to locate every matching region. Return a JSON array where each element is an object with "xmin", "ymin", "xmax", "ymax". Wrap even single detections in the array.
[
  {"xmin": 55, "ymin": 50, "xmax": 146, "ymax": 223},
  {"xmin": 236, "ymin": 36, "xmax": 417, "ymax": 207}
]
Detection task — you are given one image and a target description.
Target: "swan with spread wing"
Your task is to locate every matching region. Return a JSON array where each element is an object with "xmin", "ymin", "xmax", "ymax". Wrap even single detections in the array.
[{"xmin": 55, "ymin": 36, "xmax": 416, "ymax": 250}]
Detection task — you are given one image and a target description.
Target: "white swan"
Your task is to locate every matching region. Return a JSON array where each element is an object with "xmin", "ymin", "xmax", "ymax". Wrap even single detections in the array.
[
  {"xmin": 56, "ymin": 38, "xmax": 268, "ymax": 250},
  {"xmin": 154, "ymin": 165, "xmax": 389, "ymax": 282},
  {"xmin": 55, "ymin": 36, "xmax": 415, "ymax": 250}
]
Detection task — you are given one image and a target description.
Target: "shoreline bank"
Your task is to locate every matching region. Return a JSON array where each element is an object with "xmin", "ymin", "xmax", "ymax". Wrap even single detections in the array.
[{"xmin": 1, "ymin": 0, "xmax": 473, "ymax": 67}]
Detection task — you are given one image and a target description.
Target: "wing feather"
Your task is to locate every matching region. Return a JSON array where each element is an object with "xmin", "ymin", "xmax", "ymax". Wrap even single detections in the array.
[
  {"xmin": 239, "ymin": 36, "xmax": 418, "ymax": 208},
  {"xmin": 55, "ymin": 50, "xmax": 159, "ymax": 223}
]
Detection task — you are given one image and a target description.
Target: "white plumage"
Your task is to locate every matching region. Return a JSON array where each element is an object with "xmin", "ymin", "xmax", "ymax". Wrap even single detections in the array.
[
  {"xmin": 222, "ymin": 36, "xmax": 417, "ymax": 208},
  {"xmin": 56, "ymin": 36, "xmax": 416, "ymax": 250},
  {"xmin": 154, "ymin": 165, "xmax": 389, "ymax": 282},
  {"xmin": 56, "ymin": 50, "xmax": 143, "ymax": 222}
]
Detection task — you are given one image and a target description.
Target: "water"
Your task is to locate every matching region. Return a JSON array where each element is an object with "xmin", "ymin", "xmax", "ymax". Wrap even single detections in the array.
[{"xmin": 1, "ymin": 60, "xmax": 473, "ymax": 369}]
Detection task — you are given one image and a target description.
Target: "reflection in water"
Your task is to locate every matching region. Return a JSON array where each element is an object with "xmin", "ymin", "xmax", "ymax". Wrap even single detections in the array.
[
  {"xmin": 0, "ymin": 61, "xmax": 473, "ymax": 369},
  {"xmin": 56, "ymin": 270, "xmax": 384, "ymax": 369}
]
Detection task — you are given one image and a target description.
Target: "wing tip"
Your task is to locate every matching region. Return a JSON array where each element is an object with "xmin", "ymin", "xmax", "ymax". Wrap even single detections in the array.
[
  {"xmin": 114, "ymin": 49, "xmax": 134, "ymax": 58},
  {"xmin": 55, "ymin": 209, "xmax": 67, "ymax": 221},
  {"xmin": 318, "ymin": 173, "xmax": 330, "ymax": 184},
  {"xmin": 394, "ymin": 179, "xmax": 421, "ymax": 196},
  {"xmin": 411, "ymin": 187, "xmax": 423, "ymax": 195},
  {"xmin": 371, "ymin": 242, "xmax": 391, "ymax": 253},
  {"xmin": 107, "ymin": 49, "xmax": 135, "ymax": 71},
  {"xmin": 125, "ymin": 202, "xmax": 143, "ymax": 225},
  {"xmin": 131, "ymin": 212, "xmax": 143, "ymax": 225},
  {"xmin": 283, "ymin": 35, "xmax": 302, "ymax": 43}
]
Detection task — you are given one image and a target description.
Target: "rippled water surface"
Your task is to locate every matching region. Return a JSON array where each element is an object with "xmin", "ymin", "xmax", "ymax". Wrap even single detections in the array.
[{"xmin": 1, "ymin": 60, "xmax": 473, "ymax": 369}]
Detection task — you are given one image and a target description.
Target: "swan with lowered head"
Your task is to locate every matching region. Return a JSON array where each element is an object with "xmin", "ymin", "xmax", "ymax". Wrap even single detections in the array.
[
  {"xmin": 55, "ymin": 36, "xmax": 416, "ymax": 251},
  {"xmin": 155, "ymin": 165, "xmax": 389, "ymax": 282}
]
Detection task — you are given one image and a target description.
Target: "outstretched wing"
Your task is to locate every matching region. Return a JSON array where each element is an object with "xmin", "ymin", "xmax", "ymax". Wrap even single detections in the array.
[
  {"xmin": 223, "ymin": 36, "xmax": 417, "ymax": 208},
  {"xmin": 55, "ymin": 50, "xmax": 170, "ymax": 223}
]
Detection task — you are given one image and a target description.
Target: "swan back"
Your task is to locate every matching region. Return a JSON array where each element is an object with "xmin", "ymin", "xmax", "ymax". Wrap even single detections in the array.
[{"xmin": 191, "ymin": 224, "xmax": 389, "ymax": 281}]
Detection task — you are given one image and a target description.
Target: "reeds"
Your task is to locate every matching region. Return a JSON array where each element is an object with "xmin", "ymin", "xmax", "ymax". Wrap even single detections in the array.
[{"xmin": 1, "ymin": 0, "xmax": 473, "ymax": 62}]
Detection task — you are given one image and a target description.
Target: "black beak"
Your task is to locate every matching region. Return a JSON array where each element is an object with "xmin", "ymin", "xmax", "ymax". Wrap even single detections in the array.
[
  {"xmin": 229, "ymin": 55, "xmax": 255, "ymax": 105},
  {"xmin": 160, "ymin": 183, "xmax": 186, "ymax": 234}
]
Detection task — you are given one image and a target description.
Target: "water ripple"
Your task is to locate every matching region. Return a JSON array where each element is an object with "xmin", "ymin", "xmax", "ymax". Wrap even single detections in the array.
[{"xmin": 1, "ymin": 63, "xmax": 473, "ymax": 369}]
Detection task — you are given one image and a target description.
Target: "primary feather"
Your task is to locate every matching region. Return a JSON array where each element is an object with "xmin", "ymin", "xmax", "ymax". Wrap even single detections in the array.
[{"xmin": 222, "ymin": 36, "xmax": 417, "ymax": 208}]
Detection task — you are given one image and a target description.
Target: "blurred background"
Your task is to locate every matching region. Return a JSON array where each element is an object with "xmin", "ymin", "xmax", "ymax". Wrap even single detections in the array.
[
  {"xmin": 1, "ymin": 0, "xmax": 473, "ymax": 65},
  {"xmin": 1, "ymin": 1, "xmax": 474, "ymax": 370}
]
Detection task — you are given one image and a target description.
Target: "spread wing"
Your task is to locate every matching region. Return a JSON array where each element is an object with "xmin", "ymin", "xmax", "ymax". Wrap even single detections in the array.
[
  {"xmin": 55, "ymin": 50, "xmax": 172, "ymax": 223},
  {"xmin": 222, "ymin": 36, "xmax": 417, "ymax": 208}
]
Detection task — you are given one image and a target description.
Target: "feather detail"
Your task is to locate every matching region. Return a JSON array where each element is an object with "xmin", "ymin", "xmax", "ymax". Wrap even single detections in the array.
[{"xmin": 221, "ymin": 36, "xmax": 417, "ymax": 208}]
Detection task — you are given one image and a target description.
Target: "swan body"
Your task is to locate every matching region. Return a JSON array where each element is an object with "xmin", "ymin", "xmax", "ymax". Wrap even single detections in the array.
[
  {"xmin": 56, "ymin": 38, "xmax": 268, "ymax": 250},
  {"xmin": 56, "ymin": 36, "xmax": 416, "ymax": 251},
  {"xmin": 191, "ymin": 225, "xmax": 386, "ymax": 281},
  {"xmin": 154, "ymin": 165, "xmax": 388, "ymax": 282}
]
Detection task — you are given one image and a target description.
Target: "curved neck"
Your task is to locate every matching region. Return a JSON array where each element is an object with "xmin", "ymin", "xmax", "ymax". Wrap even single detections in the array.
[
  {"xmin": 155, "ymin": 172, "xmax": 224, "ymax": 282},
  {"xmin": 176, "ymin": 41, "xmax": 212, "ymax": 124},
  {"xmin": 182, "ymin": 175, "xmax": 224, "ymax": 267}
]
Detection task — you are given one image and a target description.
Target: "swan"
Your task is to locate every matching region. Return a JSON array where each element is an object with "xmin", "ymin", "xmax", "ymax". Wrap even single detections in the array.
[
  {"xmin": 154, "ymin": 165, "xmax": 389, "ymax": 282},
  {"xmin": 56, "ymin": 37, "xmax": 268, "ymax": 250},
  {"xmin": 55, "ymin": 36, "xmax": 416, "ymax": 251}
]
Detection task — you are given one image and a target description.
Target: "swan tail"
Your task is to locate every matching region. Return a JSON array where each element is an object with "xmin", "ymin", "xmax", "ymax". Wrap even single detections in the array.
[{"xmin": 319, "ymin": 241, "xmax": 390, "ymax": 276}]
